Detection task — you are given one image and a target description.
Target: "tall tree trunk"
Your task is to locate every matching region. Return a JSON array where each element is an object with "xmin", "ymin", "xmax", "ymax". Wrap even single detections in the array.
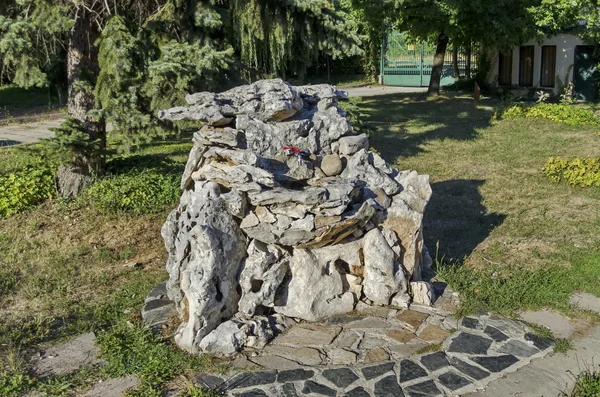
[
  {"xmin": 466, "ymin": 42, "xmax": 472, "ymax": 79},
  {"xmin": 59, "ymin": 7, "xmax": 105, "ymax": 198},
  {"xmin": 428, "ymin": 32, "xmax": 449, "ymax": 96},
  {"xmin": 452, "ymin": 47, "xmax": 461, "ymax": 80}
]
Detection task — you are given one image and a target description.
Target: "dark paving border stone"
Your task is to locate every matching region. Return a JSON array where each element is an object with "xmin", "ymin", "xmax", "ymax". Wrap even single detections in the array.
[
  {"xmin": 447, "ymin": 333, "xmax": 493, "ymax": 355},
  {"xmin": 404, "ymin": 380, "xmax": 442, "ymax": 397},
  {"xmin": 277, "ymin": 369, "xmax": 314, "ymax": 383},
  {"xmin": 228, "ymin": 371, "xmax": 277, "ymax": 390},
  {"xmin": 322, "ymin": 368, "xmax": 359, "ymax": 388},
  {"xmin": 374, "ymin": 375, "xmax": 405, "ymax": 397},
  {"xmin": 420, "ymin": 352, "xmax": 449, "ymax": 371},
  {"xmin": 302, "ymin": 380, "xmax": 336, "ymax": 396},
  {"xmin": 346, "ymin": 386, "xmax": 371, "ymax": 397},
  {"xmin": 461, "ymin": 317, "xmax": 482, "ymax": 330},
  {"xmin": 484, "ymin": 326, "xmax": 509, "ymax": 342},
  {"xmin": 399, "ymin": 360, "xmax": 428, "ymax": 383},
  {"xmin": 471, "ymin": 355, "xmax": 519, "ymax": 373},
  {"xmin": 498, "ymin": 340, "xmax": 539, "ymax": 357},
  {"xmin": 145, "ymin": 281, "xmax": 168, "ymax": 302},
  {"xmin": 362, "ymin": 362, "xmax": 395, "ymax": 380},
  {"xmin": 195, "ymin": 373, "xmax": 226, "ymax": 390},
  {"xmin": 275, "ymin": 383, "xmax": 298, "ymax": 397},
  {"xmin": 234, "ymin": 389, "xmax": 269, "ymax": 397},
  {"xmin": 525, "ymin": 333, "xmax": 554, "ymax": 350},
  {"xmin": 437, "ymin": 371, "xmax": 472, "ymax": 391},
  {"xmin": 448, "ymin": 357, "xmax": 490, "ymax": 380}
]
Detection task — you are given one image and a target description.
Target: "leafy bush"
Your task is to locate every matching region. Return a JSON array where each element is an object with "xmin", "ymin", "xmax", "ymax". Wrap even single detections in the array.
[
  {"xmin": 543, "ymin": 157, "xmax": 600, "ymax": 187},
  {"xmin": 503, "ymin": 103, "xmax": 600, "ymax": 126},
  {"xmin": 87, "ymin": 170, "xmax": 180, "ymax": 214},
  {"xmin": 0, "ymin": 166, "xmax": 55, "ymax": 218}
]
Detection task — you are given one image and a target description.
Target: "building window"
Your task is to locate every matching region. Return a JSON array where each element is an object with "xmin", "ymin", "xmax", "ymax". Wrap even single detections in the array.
[
  {"xmin": 519, "ymin": 46, "xmax": 535, "ymax": 86},
  {"xmin": 498, "ymin": 51, "xmax": 513, "ymax": 85},
  {"xmin": 540, "ymin": 46, "xmax": 557, "ymax": 87}
]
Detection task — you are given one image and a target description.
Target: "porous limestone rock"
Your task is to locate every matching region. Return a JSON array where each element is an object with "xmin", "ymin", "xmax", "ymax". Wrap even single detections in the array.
[{"xmin": 154, "ymin": 79, "xmax": 434, "ymax": 356}]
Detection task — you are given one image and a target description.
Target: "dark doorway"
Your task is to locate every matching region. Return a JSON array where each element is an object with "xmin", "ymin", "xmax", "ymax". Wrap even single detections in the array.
[
  {"xmin": 519, "ymin": 46, "xmax": 535, "ymax": 86},
  {"xmin": 498, "ymin": 51, "xmax": 513, "ymax": 86},
  {"xmin": 573, "ymin": 45, "xmax": 599, "ymax": 102}
]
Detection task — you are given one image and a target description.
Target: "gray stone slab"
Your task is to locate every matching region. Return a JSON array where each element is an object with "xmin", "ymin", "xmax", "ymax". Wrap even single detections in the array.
[
  {"xmin": 519, "ymin": 309, "xmax": 575, "ymax": 339},
  {"xmin": 277, "ymin": 369, "xmax": 315, "ymax": 383},
  {"xmin": 470, "ymin": 355, "xmax": 519, "ymax": 373},
  {"xmin": 524, "ymin": 333, "xmax": 554, "ymax": 350},
  {"xmin": 498, "ymin": 340, "xmax": 539, "ymax": 357},
  {"xmin": 35, "ymin": 332, "xmax": 104, "ymax": 377},
  {"xmin": 145, "ymin": 281, "xmax": 168, "ymax": 302},
  {"xmin": 273, "ymin": 383, "xmax": 298, "ymax": 397},
  {"xmin": 404, "ymin": 380, "xmax": 443, "ymax": 396},
  {"xmin": 374, "ymin": 375, "xmax": 405, "ymax": 397},
  {"xmin": 346, "ymin": 386, "xmax": 371, "ymax": 397},
  {"xmin": 235, "ymin": 389, "xmax": 269, "ymax": 397},
  {"xmin": 275, "ymin": 324, "xmax": 341, "ymax": 346},
  {"xmin": 483, "ymin": 326, "xmax": 509, "ymax": 342},
  {"xmin": 84, "ymin": 376, "xmax": 140, "ymax": 397},
  {"xmin": 420, "ymin": 352, "xmax": 449, "ymax": 372},
  {"xmin": 141, "ymin": 299, "xmax": 177, "ymax": 325},
  {"xmin": 570, "ymin": 292, "xmax": 600, "ymax": 314},
  {"xmin": 362, "ymin": 362, "xmax": 395, "ymax": 380},
  {"xmin": 195, "ymin": 373, "xmax": 226, "ymax": 389},
  {"xmin": 447, "ymin": 333, "xmax": 493, "ymax": 355},
  {"xmin": 461, "ymin": 317, "xmax": 482, "ymax": 330},
  {"xmin": 228, "ymin": 371, "xmax": 277, "ymax": 390},
  {"xmin": 302, "ymin": 380, "xmax": 336, "ymax": 396},
  {"xmin": 322, "ymin": 368, "xmax": 359, "ymax": 388},
  {"xmin": 437, "ymin": 371, "xmax": 472, "ymax": 391},
  {"xmin": 399, "ymin": 360, "xmax": 428, "ymax": 383},
  {"xmin": 448, "ymin": 357, "xmax": 490, "ymax": 381}
]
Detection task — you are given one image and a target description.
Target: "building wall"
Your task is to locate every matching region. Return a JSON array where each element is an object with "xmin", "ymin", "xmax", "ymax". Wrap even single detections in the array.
[{"xmin": 493, "ymin": 33, "xmax": 585, "ymax": 94}]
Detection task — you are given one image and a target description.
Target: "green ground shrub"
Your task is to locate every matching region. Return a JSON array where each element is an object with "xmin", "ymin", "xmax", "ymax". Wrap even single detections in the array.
[
  {"xmin": 0, "ymin": 166, "xmax": 55, "ymax": 218},
  {"xmin": 503, "ymin": 103, "xmax": 600, "ymax": 126},
  {"xmin": 87, "ymin": 170, "xmax": 180, "ymax": 214},
  {"xmin": 543, "ymin": 157, "xmax": 600, "ymax": 187}
]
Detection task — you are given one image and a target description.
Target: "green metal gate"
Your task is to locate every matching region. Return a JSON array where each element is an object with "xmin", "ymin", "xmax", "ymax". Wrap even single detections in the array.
[{"xmin": 381, "ymin": 32, "xmax": 472, "ymax": 87}]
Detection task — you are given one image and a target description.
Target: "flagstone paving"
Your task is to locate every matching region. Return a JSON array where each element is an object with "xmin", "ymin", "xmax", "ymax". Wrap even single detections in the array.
[{"xmin": 193, "ymin": 313, "xmax": 554, "ymax": 396}]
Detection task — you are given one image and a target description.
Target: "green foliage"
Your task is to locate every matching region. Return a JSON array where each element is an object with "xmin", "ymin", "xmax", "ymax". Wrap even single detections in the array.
[
  {"xmin": 0, "ymin": 371, "xmax": 34, "ymax": 397},
  {"xmin": 97, "ymin": 322, "xmax": 222, "ymax": 395},
  {"xmin": 503, "ymin": 104, "xmax": 600, "ymax": 126},
  {"xmin": 87, "ymin": 170, "xmax": 180, "ymax": 214},
  {"xmin": 572, "ymin": 370, "xmax": 600, "ymax": 397},
  {"xmin": 0, "ymin": 166, "xmax": 55, "ymax": 218},
  {"xmin": 43, "ymin": 117, "xmax": 104, "ymax": 169},
  {"xmin": 543, "ymin": 157, "xmax": 600, "ymax": 187}
]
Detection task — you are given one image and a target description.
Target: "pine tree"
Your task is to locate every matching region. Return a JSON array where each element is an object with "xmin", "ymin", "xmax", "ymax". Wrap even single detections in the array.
[{"xmin": 0, "ymin": 0, "xmax": 361, "ymax": 195}]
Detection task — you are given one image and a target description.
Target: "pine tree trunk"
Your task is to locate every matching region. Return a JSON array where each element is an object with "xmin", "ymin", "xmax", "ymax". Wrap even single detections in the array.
[
  {"xmin": 452, "ymin": 47, "xmax": 461, "ymax": 80},
  {"xmin": 60, "ymin": 7, "xmax": 105, "ymax": 198},
  {"xmin": 466, "ymin": 43, "xmax": 472, "ymax": 79},
  {"xmin": 428, "ymin": 32, "xmax": 449, "ymax": 96}
]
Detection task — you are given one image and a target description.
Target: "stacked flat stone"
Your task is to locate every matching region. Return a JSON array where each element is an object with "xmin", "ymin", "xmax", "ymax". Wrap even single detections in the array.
[{"xmin": 157, "ymin": 79, "xmax": 434, "ymax": 355}]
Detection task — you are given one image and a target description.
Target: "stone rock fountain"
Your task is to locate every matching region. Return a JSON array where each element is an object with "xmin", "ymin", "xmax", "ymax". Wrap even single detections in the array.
[{"xmin": 155, "ymin": 79, "xmax": 434, "ymax": 356}]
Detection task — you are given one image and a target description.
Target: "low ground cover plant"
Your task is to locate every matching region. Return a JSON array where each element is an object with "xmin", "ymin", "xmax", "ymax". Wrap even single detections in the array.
[
  {"xmin": 0, "ymin": 165, "xmax": 55, "ymax": 218},
  {"xmin": 503, "ymin": 103, "xmax": 600, "ymax": 126},
  {"xmin": 543, "ymin": 156, "xmax": 600, "ymax": 187}
]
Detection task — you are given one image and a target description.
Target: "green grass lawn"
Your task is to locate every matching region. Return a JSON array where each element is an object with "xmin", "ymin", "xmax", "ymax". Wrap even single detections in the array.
[{"xmin": 362, "ymin": 93, "xmax": 600, "ymax": 315}]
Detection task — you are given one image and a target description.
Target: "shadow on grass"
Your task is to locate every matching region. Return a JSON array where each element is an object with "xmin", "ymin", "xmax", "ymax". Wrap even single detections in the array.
[
  {"xmin": 424, "ymin": 179, "xmax": 505, "ymax": 263},
  {"xmin": 364, "ymin": 94, "xmax": 496, "ymax": 162}
]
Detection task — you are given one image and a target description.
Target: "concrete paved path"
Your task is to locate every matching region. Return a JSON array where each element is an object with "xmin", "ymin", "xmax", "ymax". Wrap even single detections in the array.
[
  {"xmin": 342, "ymin": 85, "xmax": 426, "ymax": 97},
  {"xmin": 0, "ymin": 119, "xmax": 61, "ymax": 147}
]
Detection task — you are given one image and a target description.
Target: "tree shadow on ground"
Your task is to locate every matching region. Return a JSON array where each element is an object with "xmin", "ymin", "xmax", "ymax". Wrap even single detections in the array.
[
  {"xmin": 364, "ymin": 93, "xmax": 497, "ymax": 163},
  {"xmin": 424, "ymin": 179, "xmax": 505, "ymax": 262}
]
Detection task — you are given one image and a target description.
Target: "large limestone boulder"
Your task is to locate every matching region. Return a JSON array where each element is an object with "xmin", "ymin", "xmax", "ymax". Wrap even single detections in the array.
[{"xmin": 155, "ymin": 79, "xmax": 434, "ymax": 356}]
